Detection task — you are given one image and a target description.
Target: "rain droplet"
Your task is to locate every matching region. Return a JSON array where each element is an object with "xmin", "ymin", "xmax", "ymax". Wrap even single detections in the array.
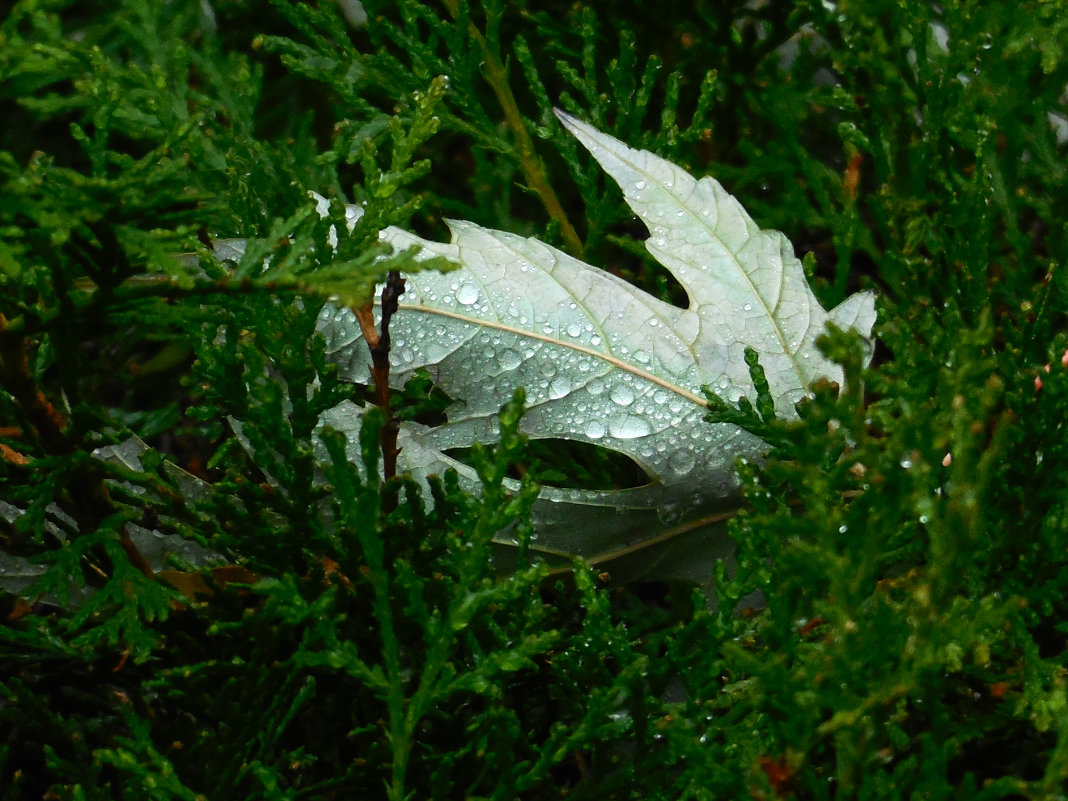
[
  {"xmin": 635, "ymin": 181, "xmax": 647, "ymax": 190},
  {"xmin": 497, "ymin": 349, "xmax": 522, "ymax": 370},
  {"xmin": 585, "ymin": 420, "xmax": 606, "ymax": 439},
  {"xmin": 659, "ymin": 503, "xmax": 682, "ymax": 523},
  {"xmin": 610, "ymin": 385, "xmax": 635, "ymax": 406},
  {"xmin": 549, "ymin": 376, "xmax": 571, "ymax": 399},
  {"xmin": 609, "ymin": 415, "xmax": 652, "ymax": 439},
  {"xmin": 668, "ymin": 449, "xmax": 696, "ymax": 475},
  {"xmin": 456, "ymin": 283, "xmax": 480, "ymax": 305}
]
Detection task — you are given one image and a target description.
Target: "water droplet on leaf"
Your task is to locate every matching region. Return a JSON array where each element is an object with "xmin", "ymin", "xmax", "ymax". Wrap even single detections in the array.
[{"xmin": 456, "ymin": 283, "xmax": 480, "ymax": 305}]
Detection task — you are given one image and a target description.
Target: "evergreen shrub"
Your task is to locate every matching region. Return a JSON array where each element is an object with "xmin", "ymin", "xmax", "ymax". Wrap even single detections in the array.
[{"xmin": 1, "ymin": 1, "xmax": 1066, "ymax": 798}]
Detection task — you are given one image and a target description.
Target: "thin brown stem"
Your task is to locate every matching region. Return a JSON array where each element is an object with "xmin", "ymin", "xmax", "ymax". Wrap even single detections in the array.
[
  {"xmin": 442, "ymin": 0, "xmax": 584, "ymax": 257},
  {"xmin": 365, "ymin": 272, "xmax": 406, "ymax": 492},
  {"xmin": 0, "ymin": 317, "xmax": 69, "ymax": 453}
]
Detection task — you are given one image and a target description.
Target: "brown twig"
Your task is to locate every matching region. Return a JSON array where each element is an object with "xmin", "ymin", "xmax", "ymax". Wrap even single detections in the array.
[
  {"xmin": 0, "ymin": 316, "xmax": 69, "ymax": 453},
  {"xmin": 440, "ymin": 0, "xmax": 584, "ymax": 258},
  {"xmin": 365, "ymin": 272, "xmax": 406, "ymax": 490}
]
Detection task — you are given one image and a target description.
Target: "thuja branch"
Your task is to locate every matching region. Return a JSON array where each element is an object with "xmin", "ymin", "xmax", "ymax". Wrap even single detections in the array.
[{"xmin": 441, "ymin": 0, "xmax": 584, "ymax": 258}]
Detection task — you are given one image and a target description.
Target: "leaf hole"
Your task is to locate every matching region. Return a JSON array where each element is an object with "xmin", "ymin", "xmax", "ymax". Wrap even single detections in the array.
[{"xmin": 444, "ymin": 438, "xmax": 652, "ymax": 491}]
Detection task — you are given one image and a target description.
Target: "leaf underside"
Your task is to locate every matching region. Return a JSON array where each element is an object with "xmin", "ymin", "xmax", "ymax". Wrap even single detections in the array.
[{"xmin": 316, "ymin": 111, "xmax": 877, "ymax": 580}]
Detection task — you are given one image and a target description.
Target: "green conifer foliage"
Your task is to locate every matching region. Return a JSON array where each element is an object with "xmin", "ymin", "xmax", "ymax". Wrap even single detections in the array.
[{"xmin": 2, "ymin": 1, "xmax": 1066, "ymax": 798}]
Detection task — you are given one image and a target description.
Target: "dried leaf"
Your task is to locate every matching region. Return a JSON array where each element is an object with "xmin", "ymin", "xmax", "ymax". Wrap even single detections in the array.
[{"xmin": 317, "ymin": 112, "xmax": 876, "ymax": 580}]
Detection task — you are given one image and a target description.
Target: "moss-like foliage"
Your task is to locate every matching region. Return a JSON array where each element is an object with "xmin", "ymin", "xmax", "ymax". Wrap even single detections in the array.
[{"xmin": 1, "ymin": 1, "xmax": 1066, "ymax": 798}]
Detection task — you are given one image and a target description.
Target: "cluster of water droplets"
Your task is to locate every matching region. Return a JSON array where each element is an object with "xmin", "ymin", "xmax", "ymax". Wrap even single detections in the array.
[{"xmin": 307, "ymin": 112, "xmax": 878, "ymax": 566}]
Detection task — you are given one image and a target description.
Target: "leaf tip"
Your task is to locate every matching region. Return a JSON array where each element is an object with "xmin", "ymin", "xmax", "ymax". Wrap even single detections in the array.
[
  {"xmin": 554, "ymin": 108, "xmax": 612, "ymax": 163},
  {"xmin": 552, "ymin": 107, "xmax": 577, "ymax": 128},
  {"xmin": 553, "ymin": 108, "xmax": 592, "ymax": 141}
]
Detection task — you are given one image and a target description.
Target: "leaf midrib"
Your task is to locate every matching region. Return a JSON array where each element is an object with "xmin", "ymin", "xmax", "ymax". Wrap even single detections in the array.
[{"xmin": 393, "ymin": 302, "xmax": 710, "ymax": 408}]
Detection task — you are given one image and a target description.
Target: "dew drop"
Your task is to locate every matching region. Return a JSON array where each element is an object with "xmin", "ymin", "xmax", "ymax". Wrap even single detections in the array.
[
  {"xmin": 609, "ymin": 415, "xmax": 652, "ymax": 439},
  {"xmin": 610, "ymin": 385, "xmax": 635, "ymax": 406},
  {"xmin": 668, "ymin": 449, "xmax": 696, "ymax": 475},
  {"xmin": 585, "ymin": 420, "xmax": 606, "ymax": 439},
  {"xmin": 634, "ymin": 181, "xmax": 647, "ymax": 190},
  {"xmin": 456, "ymin": 283, "xmax": 480, "ymax": 305},
  {"xmin": 549, "ymin": 376, "xmax": 571, "ymax": 399},
  {"xmin": 497, "ymin": 349, "xmax": 522, "ymax": 370}
]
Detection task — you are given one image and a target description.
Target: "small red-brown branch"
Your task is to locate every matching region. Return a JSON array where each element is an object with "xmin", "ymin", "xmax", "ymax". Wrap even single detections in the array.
[
  {"xmin": 0, "ymin": 317, "xmax": 70, "ymax": 453},
  {"xmin": 0, "ymin": 442, "xmax": 29, "ymax": 466},
  {"xmin": 365, "ymin": 272, "xmax": 406, "ymax": 490},
  {"xmin": 353, "ymin": 304, "xmax": 380, "ymax": 350}
]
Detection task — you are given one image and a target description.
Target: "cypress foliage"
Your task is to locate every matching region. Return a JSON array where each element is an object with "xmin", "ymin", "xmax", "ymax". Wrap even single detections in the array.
[{"xmin": 1, "ymin": 1, "xmax": 1066, "ymax": 798}]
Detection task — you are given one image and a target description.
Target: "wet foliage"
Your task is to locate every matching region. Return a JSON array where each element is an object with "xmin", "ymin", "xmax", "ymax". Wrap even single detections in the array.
[{"xmin": 1, "ymin": 0, "xmax": 1067, "ymax": 798}]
